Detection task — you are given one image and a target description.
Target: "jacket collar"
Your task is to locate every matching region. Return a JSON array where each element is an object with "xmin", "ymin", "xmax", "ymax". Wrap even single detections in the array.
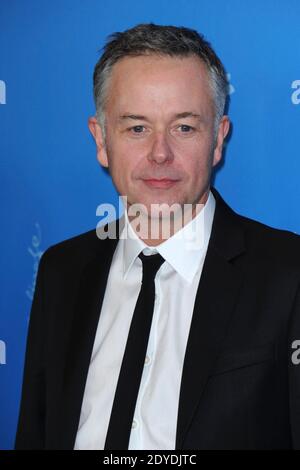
[{"xmin": 175, "ymin": 186, "xmax": 245, "ymax": 448}]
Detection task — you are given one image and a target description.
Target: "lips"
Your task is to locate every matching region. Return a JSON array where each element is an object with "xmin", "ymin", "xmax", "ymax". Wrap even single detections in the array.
[{"xmin": 142, "ymin": 178, "xmax": 179, "ymax": 189}]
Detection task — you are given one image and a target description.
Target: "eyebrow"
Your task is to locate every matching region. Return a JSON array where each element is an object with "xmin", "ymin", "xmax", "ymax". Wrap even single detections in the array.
[{"xmin": 118, "ymin": 112, "xmax": 205, "ymax": 122}]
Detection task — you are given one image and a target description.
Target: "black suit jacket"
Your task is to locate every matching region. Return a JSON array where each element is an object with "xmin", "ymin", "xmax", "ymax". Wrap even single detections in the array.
[{"xmin": 15, "ymin": 187, "xmax": 300, "ymax": 449}]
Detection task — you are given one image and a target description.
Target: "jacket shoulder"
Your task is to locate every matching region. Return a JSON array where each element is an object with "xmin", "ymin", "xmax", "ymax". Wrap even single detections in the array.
[
  {"xmin": 236, "ymin": 212, "xmax": 300, "ymax": 269},
  {"xmin": 211, "ymin": 187, "xmax": 300, "ymax": 270},
  {"xmin": 40, "ymin": 220, "xmax": 120, "ymax": 270}
]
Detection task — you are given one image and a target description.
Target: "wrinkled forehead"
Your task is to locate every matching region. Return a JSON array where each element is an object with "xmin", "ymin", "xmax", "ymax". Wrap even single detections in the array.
[
  {"xmin": 108, "ymin": 53, "xmax": 210, "ymax": 87},
  {"xmin": 105, "ymin": 54, "xmax": 214, "ymax": 119}
]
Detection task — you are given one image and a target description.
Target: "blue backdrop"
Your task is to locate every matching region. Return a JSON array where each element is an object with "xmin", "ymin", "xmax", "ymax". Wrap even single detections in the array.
[{"xmin": 0, "ymin": 0, "xmax": 299, "ymax": 450}]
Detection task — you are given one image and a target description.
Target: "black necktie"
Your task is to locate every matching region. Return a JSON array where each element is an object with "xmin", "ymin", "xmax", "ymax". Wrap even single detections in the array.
[{"xmin": 104, "ymin": 251, "xmax": 165, "ymax": 450}]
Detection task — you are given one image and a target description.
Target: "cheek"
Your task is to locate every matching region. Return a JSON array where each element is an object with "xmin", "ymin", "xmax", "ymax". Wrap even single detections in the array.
[
  {"xmin": 114, "ymin": 141, "xmax": 149, "ymax": 176},
  {"xmin": 107, "ymin": 146, "xmax": 139, "ymax": 190},
  {"xmin": 180, "ymin": 143, "xmax": 213, "ymax": 177}
]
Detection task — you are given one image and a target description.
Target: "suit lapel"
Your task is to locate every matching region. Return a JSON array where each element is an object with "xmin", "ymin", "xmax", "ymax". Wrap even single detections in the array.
[
  {"xmin": 176, "ymin": 188, "xmax": 245, "ymax": 449},
  {"xmin": 58, "ymin": 221, "xmax": 122, "ymax": 449}
]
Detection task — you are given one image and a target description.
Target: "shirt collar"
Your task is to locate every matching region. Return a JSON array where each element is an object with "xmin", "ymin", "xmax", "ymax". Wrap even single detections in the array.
[{"xmin": 121, "ymin": 190, "xmax": 216, "ymax": 283}]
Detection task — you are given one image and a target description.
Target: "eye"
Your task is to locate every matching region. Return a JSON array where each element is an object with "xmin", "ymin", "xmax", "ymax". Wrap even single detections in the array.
[
  {"xmin": 179, "ymin": 125, "xmax": 194, "ymax": 133},
  {"xmin": 130, "ymin": 125, "xmax": 145, "ymax": 133}
]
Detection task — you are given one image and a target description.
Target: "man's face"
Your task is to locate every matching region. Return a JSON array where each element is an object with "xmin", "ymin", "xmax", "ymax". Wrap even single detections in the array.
[{"xmin": 89, "ymin": 55, "xmax": 230, "ymax": 217}]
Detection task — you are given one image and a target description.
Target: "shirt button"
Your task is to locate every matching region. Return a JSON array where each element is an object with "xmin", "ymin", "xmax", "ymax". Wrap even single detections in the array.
[
  {"xmin": 144, "ymin": 355, "xmax": 151, "ymax": 365},
  {"xmin": 132, "ymin": 419, "xmax": 138, "ymax": 429}
]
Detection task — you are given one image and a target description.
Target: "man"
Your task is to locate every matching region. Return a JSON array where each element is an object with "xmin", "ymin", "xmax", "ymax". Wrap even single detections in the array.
[{"xmin": 15, "ymin": 23, "xmax": 300, "ymax": 450}]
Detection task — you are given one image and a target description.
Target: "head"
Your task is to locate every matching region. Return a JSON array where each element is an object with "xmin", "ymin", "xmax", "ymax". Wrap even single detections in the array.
[{"xmin": 89, "ymin": 23, "xmax": 230, "ymax": 231}]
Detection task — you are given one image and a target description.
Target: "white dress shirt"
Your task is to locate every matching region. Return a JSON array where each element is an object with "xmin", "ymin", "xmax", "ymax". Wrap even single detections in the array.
[{"xmin": 74, "ymin": 191, "xmax": 216, "ymax": 450}]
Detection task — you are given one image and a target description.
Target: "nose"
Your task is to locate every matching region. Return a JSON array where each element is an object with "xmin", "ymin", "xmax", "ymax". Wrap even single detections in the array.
[{"xmin": 148, "ymin": 131, "xmax": 174, "ymax": 164}]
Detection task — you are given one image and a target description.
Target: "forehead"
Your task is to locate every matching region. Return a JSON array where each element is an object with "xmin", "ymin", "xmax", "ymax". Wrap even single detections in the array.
[{"xmin": 105, "ymin": 54, "xmax": 213, "ymax": 113}]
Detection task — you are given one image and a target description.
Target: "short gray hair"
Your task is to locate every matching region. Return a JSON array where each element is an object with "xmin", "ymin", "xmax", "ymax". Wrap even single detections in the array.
[{"xmin": 93, "ymin": 23, "xmax": 229, "ymax": 140}]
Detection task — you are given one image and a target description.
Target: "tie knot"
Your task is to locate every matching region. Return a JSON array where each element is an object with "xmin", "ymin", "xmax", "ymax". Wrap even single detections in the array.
[{"xmin": 138, "ymin": 252, "xmax": 165, "ymax": 281}]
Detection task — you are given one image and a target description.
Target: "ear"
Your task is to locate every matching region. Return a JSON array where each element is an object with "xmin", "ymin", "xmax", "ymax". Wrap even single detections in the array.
[
  {"xmin": 88, "ymin": 116, "xmax": 108, "ymax": 168},
  {"xmin": 212, "ymin": 115, "xmax": 230, "ymax": 167}
]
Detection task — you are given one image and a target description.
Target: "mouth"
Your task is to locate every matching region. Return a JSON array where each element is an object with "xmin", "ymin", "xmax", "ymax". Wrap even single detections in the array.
[{"xmin": 141, "ymin": 178, "xmax": 180, "ymax": 189}]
